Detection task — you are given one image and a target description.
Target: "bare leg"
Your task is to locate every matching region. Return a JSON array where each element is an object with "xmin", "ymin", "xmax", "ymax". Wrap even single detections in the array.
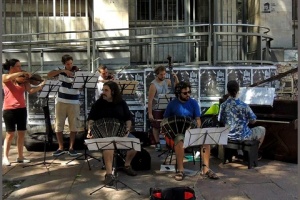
[
  {"xmin": 202, "ymin": 144, "xmax": 211, "ymax": 174},
  {"xmin": 152, "ymin": 127, "xmax": 160, "ymax": 144},
  {"xmin": 16, "ymin": 130, "xmax": 26, "ymax": 159},
  {"xmin": 103, "ymin": 150, "xmax": 114, "ymax": 174},
  {"xmin": 3, "ymin": 132, "xmax": 15, "ymax": 161},
  {"xmin": 258, "ymin": 135, "xmax": 265, "ymax": 148},
  {"xmin": 69, "ymin": 131, "xmax": 76, "ymax": 150},
  {"xmin": 124, "ymin": 150, "xmax": 137, "ymax": 166},
  {"xmin": 56, "ymin": 131, "xmax": 64, "ymax": 150},
  {"xmin": 174, "ymin": 141, "xmax": 184, "ymax": 172}
]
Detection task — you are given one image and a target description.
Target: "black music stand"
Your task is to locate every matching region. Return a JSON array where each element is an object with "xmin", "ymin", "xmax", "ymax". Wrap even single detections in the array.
[
  {"xmin": 23, "ymin": 80, "xmax": 61, "ymax": 169},
  {"xmin": 65, "ymin": 71, "xmax": 101, "ymax": 169},
  {"xmin": 183, "ymin": 126, "xmax": 230, "ymax": 173},
  {"xmin": 85, "ymin": 137, "xmax": 141, "ymax": 195},
  {"xmin": 156, "ymin": 94, "xmax": 175, "ymax": 110},
  {"xmin": 114, "ymin": 80, "xmax": 138, "ymax": 95}
]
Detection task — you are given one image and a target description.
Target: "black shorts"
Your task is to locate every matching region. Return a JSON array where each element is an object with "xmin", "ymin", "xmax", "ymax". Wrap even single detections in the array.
[{"xmin": 3, "ymin": 108, "xmax": 27, "ymax": 132}]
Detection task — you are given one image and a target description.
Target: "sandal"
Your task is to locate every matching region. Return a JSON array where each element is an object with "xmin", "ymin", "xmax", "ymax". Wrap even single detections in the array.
[
  {"xmin": 174, "ymin": 171, "xmax": 184, "ymax": 181},
  {"xmin": 205, "ymin": 169, "xmax": 219, "ymax": 180}
]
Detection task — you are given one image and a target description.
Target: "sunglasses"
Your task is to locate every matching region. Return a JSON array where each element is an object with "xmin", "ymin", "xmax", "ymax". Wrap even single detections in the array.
[{"xmin": 181, "ymin": 91, "xmax": 192, "ymax": 95}]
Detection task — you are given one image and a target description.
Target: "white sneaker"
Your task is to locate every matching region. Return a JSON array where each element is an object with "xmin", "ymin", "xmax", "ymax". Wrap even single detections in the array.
[
  {"xmin": 16, "ymin": 158, "xmax": 31, "ymax": 163},
  {"xmin": 2, "ymin": 158, "xmax": 11, "ymax": 166}
]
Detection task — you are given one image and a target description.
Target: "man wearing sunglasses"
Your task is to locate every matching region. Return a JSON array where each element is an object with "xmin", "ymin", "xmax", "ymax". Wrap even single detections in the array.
[{"xmin": 163, "ymin": 81, "xmax": 219, "ymax": 181}]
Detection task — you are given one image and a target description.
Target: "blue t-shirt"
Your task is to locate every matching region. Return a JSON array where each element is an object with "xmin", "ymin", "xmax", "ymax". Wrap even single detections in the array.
[
  {"xmin": 218, "ymin": 97, "xmax": 256, "ymax": 140},
  {"xmin": 164, "ymin": 98, "xmax": 201, "ymax": 119}
]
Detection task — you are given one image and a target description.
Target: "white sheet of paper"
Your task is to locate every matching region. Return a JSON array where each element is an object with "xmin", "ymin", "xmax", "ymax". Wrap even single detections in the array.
[
  {"xmin": 72, "ymin": 71, "xmax": 98, "ymax": 89},
  {"xmin": 39, "ymin": 80, "xmax": 60, "ymax": 98},
  {"xmin": 239, "ymin": 87, "xmax": 275, "ymax": 106},
  {"xmin": 85, "ymin": 137, "xmax": 141, "ymax": 151},
  {"xmin": 183, "ymin": 126, "xmax": 230, "ymax": 148},
  {"xmin": 160, "ymin": 165, "xmax": 176, "ymax": 172}
]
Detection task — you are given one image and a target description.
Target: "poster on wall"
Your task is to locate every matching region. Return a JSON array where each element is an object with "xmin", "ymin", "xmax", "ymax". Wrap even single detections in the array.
[
  {"xmin": 252, "ymin": 68, "xmax": 271, "ymax": 87},
  {"xmin": 130, "ymin": 108, "xmax": 146, "ymax": 132},
  {"xmin": 200, "ymin": 68, "xmax": 226, "ymax": 98},
  {"xmin": 173, "ymin": 68, "xmax": 200, "ymax": 99},
  {"xmin": 227, "ymin": 68, "xmax": 251, "ymax": 87}
]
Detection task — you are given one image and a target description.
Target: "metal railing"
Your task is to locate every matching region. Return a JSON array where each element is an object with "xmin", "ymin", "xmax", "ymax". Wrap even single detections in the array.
[{"xmin": 2, "ymin": 23, "xmax": 274, "ymax": 69}]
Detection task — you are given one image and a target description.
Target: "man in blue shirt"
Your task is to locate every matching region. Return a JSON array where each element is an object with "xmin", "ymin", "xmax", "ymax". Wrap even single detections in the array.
[
  {"xmin": 218, "ymin": 80, "xmax": 265, "ymax": 148},
  {"xmin": 164, "ymin": 81, "xmax": 219, "ymax": 181}
]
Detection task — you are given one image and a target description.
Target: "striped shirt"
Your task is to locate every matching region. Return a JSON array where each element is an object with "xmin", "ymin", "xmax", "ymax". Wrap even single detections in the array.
[{"xmin": 56, "ymin": 67, "xmax": 80, "ymax": 104}]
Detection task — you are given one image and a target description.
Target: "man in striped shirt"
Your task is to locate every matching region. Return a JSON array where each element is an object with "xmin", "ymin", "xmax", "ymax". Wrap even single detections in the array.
[{"xmin": 47, "ymin": 54, "xmax": 80, "ymax": 157}]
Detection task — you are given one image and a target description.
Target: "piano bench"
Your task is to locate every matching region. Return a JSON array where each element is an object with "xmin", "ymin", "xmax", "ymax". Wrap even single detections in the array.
[{"xmin": 223, "ymin": 140, "xmax": 259, "ymax": 169}]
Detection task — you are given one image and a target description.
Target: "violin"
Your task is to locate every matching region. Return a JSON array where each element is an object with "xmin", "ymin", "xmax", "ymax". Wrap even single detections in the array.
[
  {"xmin": 71, "ymin": 66, "xmax": 81, "ymax": 72},
  {"xmin": 15, "ymin": 71, "xmax": 44, "ymax": 86}
]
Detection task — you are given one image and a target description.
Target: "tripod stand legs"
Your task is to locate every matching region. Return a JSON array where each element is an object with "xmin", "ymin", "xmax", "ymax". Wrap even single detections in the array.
[
  {"xmin": 23, "ymin": 133, "xmax": 60, "ymax": 169},
  {"xmin": 90, "ymin": 174, "xmax": 141, "ymax": 195},
  {"xmin": 65, "ymin": 148, "xmax": 101, "ymax": 170},
  {"xmin": 90, "ymin": 150, "xmax": 140, "ymax": 196}
]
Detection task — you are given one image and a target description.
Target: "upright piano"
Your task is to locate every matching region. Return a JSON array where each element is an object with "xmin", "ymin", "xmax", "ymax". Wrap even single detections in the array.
[{"xmin": 249, "ymin": 100, "xmax": 297, "ymax": 163}]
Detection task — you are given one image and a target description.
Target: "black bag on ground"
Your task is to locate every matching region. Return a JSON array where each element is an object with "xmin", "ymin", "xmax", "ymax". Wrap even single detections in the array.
[
  {"xmin": 150, "ymin": 187, "xmax": 196, "ymax": 200},
  {"xmin": 115, "ymin": 148, "xmax": 151, "ymax": 171},
  {"xmin": 131, "ymin": 148, "xmax": 151, "ymax": 171}
]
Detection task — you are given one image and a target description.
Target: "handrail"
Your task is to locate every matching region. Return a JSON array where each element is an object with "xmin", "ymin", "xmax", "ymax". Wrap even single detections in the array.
[{"xmin": 2, "ymin": 23, "xmax": 274, "ymax": 66}]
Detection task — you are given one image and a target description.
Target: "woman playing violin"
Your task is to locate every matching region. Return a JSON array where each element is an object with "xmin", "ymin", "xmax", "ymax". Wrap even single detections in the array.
[{"xmin": 2, "ymin": 59, "xmax": 45, "ymax": 166}]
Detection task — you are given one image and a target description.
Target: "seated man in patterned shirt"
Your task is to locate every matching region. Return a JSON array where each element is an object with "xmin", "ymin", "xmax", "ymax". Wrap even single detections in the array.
[{"xmin": 218, "ymin": 80, "xmax": 266, "ymax": 157}]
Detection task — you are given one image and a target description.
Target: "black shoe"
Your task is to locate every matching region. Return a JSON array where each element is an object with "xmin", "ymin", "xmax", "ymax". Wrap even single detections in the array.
[
  {"xmin": 104, "ymin": 174, "xmax": 114, "ymax": 186},
  {"xmin": 123, "ymin": 166, "xmax": 137, "ymax": 176}
]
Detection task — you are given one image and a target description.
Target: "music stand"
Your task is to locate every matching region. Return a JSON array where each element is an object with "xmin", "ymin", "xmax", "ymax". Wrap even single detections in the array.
[
  {"xmin": 24, "ymin": 80, "xmax": 61, "ymax": 169},
  {"xmin": 85, "ymin": 137, "xmax": 141, "ymax": 195},
  {"xmin": 156, "ymin": 94, "xmax": 175, "ymax": 110},
  {"xmin": 183, "ymin": 126, "xmax": 230, "ymax": 173},
  {"xmin": 113, "ymin": 80, "xmax": 138, "ymax": 95},
  {"xmin": 65, "ymin": 71, "xmax": 101, "ymax": 169}
]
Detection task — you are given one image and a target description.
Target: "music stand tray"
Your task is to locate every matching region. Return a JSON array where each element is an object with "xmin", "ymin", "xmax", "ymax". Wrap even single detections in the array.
[
  {"xmin": 113, "ymin": 80, "xmax": 138, "ymax": 95},
  {"xmin": 85, "ymin": 137, "xmax": 141, "ymax": 195},
  {"xmin": 72, "ymin": 71, "xmax": 98, "ymax": 89},
  {"xmin": 183, "ymin": 126, "xmax": 230, "ymax": 148},
  {"xmin": 156, "ymin": 94, "xmax": 175, "ymax": 110}
]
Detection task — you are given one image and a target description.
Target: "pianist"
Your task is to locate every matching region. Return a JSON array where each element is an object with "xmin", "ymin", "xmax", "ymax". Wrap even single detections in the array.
[{"xmin": 218, "ymin": 80, "xmax": 266, "ymax": 155}]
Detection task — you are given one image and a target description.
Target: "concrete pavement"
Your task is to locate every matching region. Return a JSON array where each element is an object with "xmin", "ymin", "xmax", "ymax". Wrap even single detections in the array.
[{"xmin": 2, "ymin": 145, "xmax": 298, "ymax": 200}]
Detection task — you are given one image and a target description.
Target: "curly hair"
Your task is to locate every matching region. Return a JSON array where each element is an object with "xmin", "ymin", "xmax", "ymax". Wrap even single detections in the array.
[
  {"xmin": 102, "ymin": 81, "xmax": 123, "ymax": 103},
  {"xmin": 61, "ymin": 54, "xmax": 73, "ymax": 64}
]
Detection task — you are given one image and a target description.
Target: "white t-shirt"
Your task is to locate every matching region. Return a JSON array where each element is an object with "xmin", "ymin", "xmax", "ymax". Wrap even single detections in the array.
[{"xmin": 95, "ymin": 75, "xmax": 104, "ymax": 100}]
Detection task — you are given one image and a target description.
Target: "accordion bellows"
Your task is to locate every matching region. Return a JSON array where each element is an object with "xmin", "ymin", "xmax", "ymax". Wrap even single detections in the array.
[
  {"xmin": 91, "ymin": 118, "xmax": 127, "ymax": 138},
  {"xmin": 161, "ymin": 116, "xmax": 193, "ymax": 139}
]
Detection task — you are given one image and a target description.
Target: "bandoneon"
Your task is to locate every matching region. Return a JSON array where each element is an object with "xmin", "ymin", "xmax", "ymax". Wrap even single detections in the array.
[
  {"xmin": 161, "ymin": 116, "xmax": 192, "ymax": 139},
  {"xmin": 90, "ymin": 118, "xmax": 127, "ymax": 138}
]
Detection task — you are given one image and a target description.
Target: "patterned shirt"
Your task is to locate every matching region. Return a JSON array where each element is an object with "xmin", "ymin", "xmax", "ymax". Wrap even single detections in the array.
[{"xmin": 218, "ymin": 97, "xmax": 256, "ymax": 140}]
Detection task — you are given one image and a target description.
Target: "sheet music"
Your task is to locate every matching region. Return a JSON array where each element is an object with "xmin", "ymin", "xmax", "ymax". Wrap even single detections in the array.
[
  {"xmin": 183, "ymin": 126, "xmax": 230, "ymax": 148},
  {"xmin": 85, "ymin": 137, "xmax": 141, "ymax": 151},
  {"xmin": 39, "ymin": 80, "xmax": 60, "ymax": 98},
  {"xmin": 114, "ymin": 80, "xmax": 138, "ymax": 95},
  {"xmin": 156, "ymin": 94, "xmax": 176, "ymax": 109},
  {"xmin": 72, "ymin": 71, "xmax": 98, "ymax": 89},
  {"xmin": 239, "ymin": 87, "xmax": 275, "ymax": 106}
]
